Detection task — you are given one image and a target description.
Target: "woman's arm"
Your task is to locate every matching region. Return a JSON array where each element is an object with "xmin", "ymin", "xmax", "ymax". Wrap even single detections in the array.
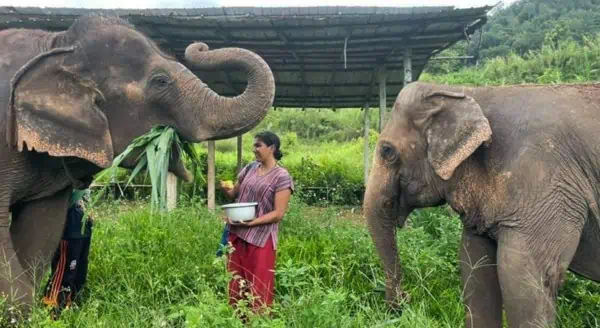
[
  {"xmin": 228, "ymin": 188, "xmax": 292, "ymax": 227},
  {"xmin": 220, "ymin": 181, "xmax": 241, "ymax": 201}
]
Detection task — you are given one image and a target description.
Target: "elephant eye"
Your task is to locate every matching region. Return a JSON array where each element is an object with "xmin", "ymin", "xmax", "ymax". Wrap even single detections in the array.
[
  {"xmin": 150, "ymin": 74, "xmax": 171, "ymax": 87},
  {"xmin": 380, "ymin": 143, "xmax": 398, "ymax": 163}
]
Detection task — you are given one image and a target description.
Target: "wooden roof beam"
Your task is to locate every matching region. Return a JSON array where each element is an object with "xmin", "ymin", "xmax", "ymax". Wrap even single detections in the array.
[
  {"xmin": 363, "ymin": 64, "xmax": 380, "ymax": 107},
  {"xmin": 213, "ymin": 22, "xmax": 244, "ymax": 95},
  {"xmin": 272, "ymin": 25, "xmax": 301, "ymax": 61},
  {"xmin": 169, "ymin": 40, "xmax": 451, "ymax": 52},
  {"xmin": 141, "ymin": 12, "xmax": 489, "ymax": 31},
  {"xmin": 260, "ymin": 49, "xmax": 432, "ymax": 59},
  {"xmin": 218, "ymin": 81, "xmax": 410, "ymax": 88},
  {"xmin": 160, "ymin": 32, "xmax": 464, "ymax": 49},
  {"xmin": 193, "ymin": 64, "xmax": 426, "ymax": 73},
  {"xmin": 271, "ymin": 23, "xmax": 307, "ymax": 108},
  {"xmin": 429, "ymin": 16, "xmax": 487, "ymax": 58},
  {"xmin": 221, "ymin": 71, "xmax": 243, "ymax": 95},
  {"xmin": 136, "ymin": 20, "xmax": 182, "ymax": 61},
  {"xmin": 330, "ymin": 64, "xmax": 336, "ymax": 111},
  {"xmin": 301, "ymin": 60, "xmax": 307, "ymax": 110},
  {"xmin": 143, "ymin": 26, "xmax": 465, "ymax": 44}
]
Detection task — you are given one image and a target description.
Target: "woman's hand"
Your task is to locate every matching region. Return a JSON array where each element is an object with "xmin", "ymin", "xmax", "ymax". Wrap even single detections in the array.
[
  {"xmin": 224, "ymin": 217, "xmax": 255, "ymax": 227},
  {"xmin": 219, "ymin": 180, "xmax": 238, "ymax": 200}
]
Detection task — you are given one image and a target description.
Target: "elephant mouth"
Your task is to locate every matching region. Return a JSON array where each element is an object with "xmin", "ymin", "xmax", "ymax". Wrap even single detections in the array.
[{"xmin": 168, "ymin": 145, "xmax": 193, "ymax": 183}]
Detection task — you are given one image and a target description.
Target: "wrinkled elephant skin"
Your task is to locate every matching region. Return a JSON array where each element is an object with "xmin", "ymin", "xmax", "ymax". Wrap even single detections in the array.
[
  {"xmin": 364, "ymin": 82, "xmax": 600, "ymax": 328},
  {"xmin": 0, "ymin": 15, "xmax": 274, "ymax": 315}
]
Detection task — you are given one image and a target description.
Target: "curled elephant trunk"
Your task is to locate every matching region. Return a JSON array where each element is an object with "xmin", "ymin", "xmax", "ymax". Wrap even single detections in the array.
[
  {"xmin": 364, "ymin": 171, "xmax": 409, "ymax": 307},
  {"xmin": 184, "ymin": 42, "xmax": 275, "ymax": 141}
]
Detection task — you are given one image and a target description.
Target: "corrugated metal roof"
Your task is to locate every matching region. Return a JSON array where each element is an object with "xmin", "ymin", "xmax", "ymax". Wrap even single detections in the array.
[{"xmin": 0, "ymin": 5, "xmax": 491, "ymax": 108}]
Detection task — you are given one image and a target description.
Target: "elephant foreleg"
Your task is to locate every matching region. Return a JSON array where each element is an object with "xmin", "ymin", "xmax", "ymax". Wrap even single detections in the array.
[
  {"xmin": 10, "ymin": 187, "xmax": 71, "ymax": 290},
  {"xmin": 459, "ymin": 227, "xmax": 503, "ymax": 328},
  {"xmin": 497, "ymin": 224, "xmax": 582, "ymax": 328},
  {"xmin": 0, "ymin": 205, "xmax": 32, "ymax": 313},
  {"xmin": 0, "ymin": 187, "xmax": 71, "ymax": 318}
]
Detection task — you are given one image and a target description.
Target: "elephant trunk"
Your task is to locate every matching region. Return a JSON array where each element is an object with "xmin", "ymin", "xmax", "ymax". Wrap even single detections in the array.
[
  {"xmin": 364, "ymin": 168, "xmax": 408, "ymax": 307},
  {"xmin": 183, "ymin": 42, "xmax": 275, "ymax": 142}
]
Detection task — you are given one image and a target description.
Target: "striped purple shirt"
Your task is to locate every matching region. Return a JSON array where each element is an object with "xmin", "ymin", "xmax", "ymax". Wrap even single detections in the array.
[{"xmin": 228, "ymin": 161, "xmax": 294, "ymax": 249}]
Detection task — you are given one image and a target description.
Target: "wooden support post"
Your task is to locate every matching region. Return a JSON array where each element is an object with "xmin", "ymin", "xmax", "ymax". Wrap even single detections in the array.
[
  {"xmin": 363, "ymin": 102, "xmax": 370, "ymax": 186},
  {"xmin": 166, "ymin": 173, "xmax": 177, "ymax": 211},
  {"xmin": 404, "ymin": 48, "xmax": 413, "ymax": 86},
  {"xmin": 207, "ymin": 140, "xmax": 216, "ymax": 211},
  {"xmin": 378, "ymin": 66, "xmax": 386, "ymax": 132},
  {"xmin": 237, "ymin": 135, "xmax": 243, "ymax": 173}
]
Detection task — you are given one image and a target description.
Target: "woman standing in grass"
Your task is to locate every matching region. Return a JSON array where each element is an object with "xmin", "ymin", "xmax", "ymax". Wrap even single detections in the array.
[{"xmin": 220, "ymin": 131, "xmax": 294, "ymax": 314}]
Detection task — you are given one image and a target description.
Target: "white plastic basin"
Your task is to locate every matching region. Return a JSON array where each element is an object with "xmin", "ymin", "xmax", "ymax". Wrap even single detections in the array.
[{"xmin": 221, "ymin": 202, "xmax": 258, "ymax": 222}]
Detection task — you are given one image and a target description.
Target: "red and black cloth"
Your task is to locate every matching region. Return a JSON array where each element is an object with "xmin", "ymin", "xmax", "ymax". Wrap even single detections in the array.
[{"xmin": 42, "ymin": 197, "xmax": 93, "ymax": 315}]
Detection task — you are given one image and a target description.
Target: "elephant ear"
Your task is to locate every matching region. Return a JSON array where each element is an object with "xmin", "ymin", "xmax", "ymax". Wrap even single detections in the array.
[
  {"xmin": 7, "ymin": 46, "xmax": 113, "ymax": 168},
  {"xmin": 414, "ymin": 89, "xmax": 492, "ymax": 180}
]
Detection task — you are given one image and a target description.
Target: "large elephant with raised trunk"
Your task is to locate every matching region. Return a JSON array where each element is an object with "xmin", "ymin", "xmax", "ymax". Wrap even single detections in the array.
[
  {"xmin": 364, "ymin": 81, "xmax": 600, "ymax": 328},
  {"xmin": 0, "ymin": 14, "xmax": 274, "ymax": 312}
]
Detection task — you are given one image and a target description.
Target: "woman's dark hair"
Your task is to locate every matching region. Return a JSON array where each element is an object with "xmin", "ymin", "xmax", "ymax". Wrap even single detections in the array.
[{"xmin": 255, "ymin": 131, "xmax": 283, "ymax": 160}]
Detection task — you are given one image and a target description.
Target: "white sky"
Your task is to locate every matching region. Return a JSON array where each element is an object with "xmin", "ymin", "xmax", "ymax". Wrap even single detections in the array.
[{"xmin": 0, "ymin": 0, "xmax": 516, "ymax": 10}]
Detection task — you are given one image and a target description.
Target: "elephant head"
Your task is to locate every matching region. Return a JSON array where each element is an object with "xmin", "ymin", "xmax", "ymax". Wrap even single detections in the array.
[
  {"xmin": 364, "ymin": 82, "xmax": 492, "ymax": 306},
  {"xmin": 6, "ymin": 15, "xmax": 274, "ymax": 181}
]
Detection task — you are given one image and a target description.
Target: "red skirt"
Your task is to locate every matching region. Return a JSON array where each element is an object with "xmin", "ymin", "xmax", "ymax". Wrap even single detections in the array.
[{"xmin": 227, "ymin": 232, "xmax": 276, "ymax": 312}]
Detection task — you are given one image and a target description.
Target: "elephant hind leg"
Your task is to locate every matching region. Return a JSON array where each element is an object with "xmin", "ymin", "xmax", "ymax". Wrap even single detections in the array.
[
  {"xmin": 497, "ymin": 224, "xmax": 583, "ymax": 328},
  {"xmin": 568, "ymin": 215, "xmax": 600, "ymax": 282}
]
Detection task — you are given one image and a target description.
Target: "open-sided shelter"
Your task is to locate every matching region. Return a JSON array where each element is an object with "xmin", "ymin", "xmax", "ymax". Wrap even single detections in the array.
[{"xmin": 0, "ymin": 5, "xmax": 492, "ymax": 209}]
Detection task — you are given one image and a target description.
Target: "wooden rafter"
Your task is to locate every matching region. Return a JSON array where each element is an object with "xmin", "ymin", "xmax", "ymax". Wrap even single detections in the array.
[
  {"xmin": 136, "ymin": 12, "xmax": 489, "ymax": 32},
  {"xmin": 214, "ymin": 21, "xmax": 244, "ymax": 95},
  {"xmin": 272, "ymin": 24, "xmax": 307, "ymax": 109},
  {"xmin": 330, "ymin": 64, "xmax": 336, "ymax": 111}
]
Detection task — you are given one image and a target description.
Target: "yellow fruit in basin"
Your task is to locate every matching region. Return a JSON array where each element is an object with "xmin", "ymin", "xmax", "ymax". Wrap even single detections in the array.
[{"xmin": 222, "ymin": 180, "xmax": 234, "ymax": 189}]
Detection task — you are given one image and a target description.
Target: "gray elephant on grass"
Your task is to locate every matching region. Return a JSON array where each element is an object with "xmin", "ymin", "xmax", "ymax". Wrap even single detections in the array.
[
  {"xmin": 0, "ymin": 15, "xmax": 274, "ymax": 314},
  {"xmin": 364, "ymin": 81, "xmax": 600, "ymax": 328}
]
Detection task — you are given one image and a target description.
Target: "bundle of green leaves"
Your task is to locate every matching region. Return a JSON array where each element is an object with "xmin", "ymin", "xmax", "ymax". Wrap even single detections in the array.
[{"xmin": 93, "ymin": 126, "xmax": 202, "ymax": 212}]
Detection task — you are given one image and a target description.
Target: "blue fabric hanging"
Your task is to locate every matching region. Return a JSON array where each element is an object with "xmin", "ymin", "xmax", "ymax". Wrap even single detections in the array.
[{"xmin": 216, "ymin": 226, "xmax": 229, "ymax": 257}]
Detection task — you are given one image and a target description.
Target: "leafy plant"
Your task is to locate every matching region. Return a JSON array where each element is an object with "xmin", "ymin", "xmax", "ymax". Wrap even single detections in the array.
[{"xmin": 93, "ymin": 126, "xmax": 202, "ymax": 212}]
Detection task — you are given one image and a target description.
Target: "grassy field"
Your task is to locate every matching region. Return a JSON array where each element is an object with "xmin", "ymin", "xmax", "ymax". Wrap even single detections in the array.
[
  {"xmin": 8, "ymin": 199, "xmax": 599, "ymax": 327},
  {"xmin": 9, "ymin": 30, "xmax": 600, "ymax": 328}
]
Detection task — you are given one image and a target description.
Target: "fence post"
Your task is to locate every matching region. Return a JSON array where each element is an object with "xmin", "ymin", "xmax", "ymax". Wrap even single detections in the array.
[
  {"xmin": 363, "ymin": 102, "xmax": 370, "ymax": 186},
  {"xmin": 167, "ymin": 173, "xmax": 177, "ymax": 211},
  {"xmin": 207, "ymin": 140, "xmax": 216, "ymax": 211}
]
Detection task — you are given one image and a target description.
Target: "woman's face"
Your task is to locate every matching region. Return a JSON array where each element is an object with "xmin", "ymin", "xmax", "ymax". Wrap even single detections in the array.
[{"xmin": 253, "ymin": 138, "xmax": 274, "ymax": 162}]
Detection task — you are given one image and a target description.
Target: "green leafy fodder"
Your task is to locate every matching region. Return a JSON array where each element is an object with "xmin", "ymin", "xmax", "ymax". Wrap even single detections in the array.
[{"xmin": 93, "ymin": 126, "xmax": 202, "ymax": 212}]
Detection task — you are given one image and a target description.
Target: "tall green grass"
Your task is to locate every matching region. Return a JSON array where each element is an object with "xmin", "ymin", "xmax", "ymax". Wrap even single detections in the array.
[{"xmin": 8, "ymin": 201, "xmax": 599, "ymax": 327}]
